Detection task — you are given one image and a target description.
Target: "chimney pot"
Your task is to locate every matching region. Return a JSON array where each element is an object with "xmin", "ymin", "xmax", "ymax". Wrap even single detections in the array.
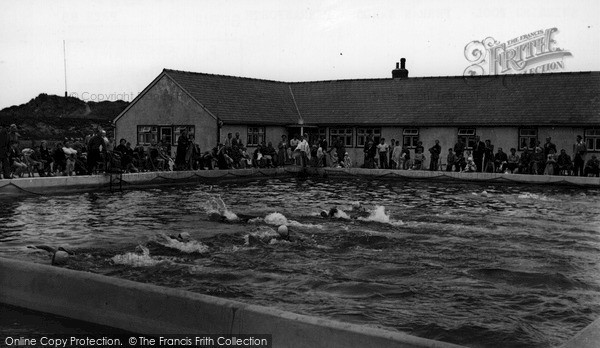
[{"xmin": 400, "ymin": 58, "xmax": 406, "ymax": 69}]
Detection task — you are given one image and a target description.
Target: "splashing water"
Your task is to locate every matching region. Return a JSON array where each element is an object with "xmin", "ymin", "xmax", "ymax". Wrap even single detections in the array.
[
  {"xmin": 205, "ymin": 195, "xmax": 238, "ymax": 221},
  {"xmin": 155, "ymin": 235, "xmax": 210, "ymax": 254},
  {"xmin": 358, "ymin": 206, "xmax": 404, "ymax": 226},
  {"xmin": 264, "ymin": 212, "xmax": 288, "ymax": 225},
  {"xmin": 264, "ymin": 212, "xmax": 324, "ymax": 229},
  {"xmin": 332, "ymin": 209, "xmax": 351, "ymax": 219},
  {"xmin": 111, "ymin": 245, "xmax": 161, "ymax": 267},
  {"xmin": 518, "ymin": 192, "xmax": 550, "ymax": 201}
]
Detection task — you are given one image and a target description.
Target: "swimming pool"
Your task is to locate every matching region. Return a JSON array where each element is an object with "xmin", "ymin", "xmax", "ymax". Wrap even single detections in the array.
[{"xmin": 1, "ymin": 178, "xmax": 599, "ymax": 347}]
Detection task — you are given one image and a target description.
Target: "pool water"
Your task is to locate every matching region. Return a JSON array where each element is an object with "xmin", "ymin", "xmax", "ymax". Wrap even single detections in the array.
[{"xmin": 1, "ymin": 178, "xmax": 599, "ymax": 347}]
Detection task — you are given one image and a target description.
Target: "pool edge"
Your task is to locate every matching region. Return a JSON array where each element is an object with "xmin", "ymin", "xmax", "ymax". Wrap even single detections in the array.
[
  {"xmin": 1, "ymin": 167, "xmax": 599, "ymax": 198},
  {"xmin": 0, "ymin": 257, "xmax": 465, "ymax": 348}
]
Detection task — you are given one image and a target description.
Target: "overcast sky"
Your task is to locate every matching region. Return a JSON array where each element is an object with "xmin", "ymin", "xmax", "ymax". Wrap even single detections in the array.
[{"xmin": 1, "ymin": 0, "xmax": 598, "ymax": 109}]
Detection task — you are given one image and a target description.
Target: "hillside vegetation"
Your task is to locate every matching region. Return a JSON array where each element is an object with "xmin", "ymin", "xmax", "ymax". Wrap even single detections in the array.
[{"xmin": 0, "ymin": 94, "xmax": 129, "ymax": 140}]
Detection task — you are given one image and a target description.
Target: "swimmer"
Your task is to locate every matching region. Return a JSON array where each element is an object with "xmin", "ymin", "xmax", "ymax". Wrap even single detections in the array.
[
  {"xmin": 320, "ymin": 207, "xmax": 339, "ymax": 218},
  {"xmin": 27, "ymin": 245, "xmax": 74, "ymax": 265},
  {"xmin": 320, "ymin": 204, "xmax": 370, "ymax": 220},
  {"xmin": 208, "ymin": 211, "xmax": 259, "ymax": 223},
  {"xmin": 246, "ymin": 225, "xmax": 295, "ymax": 245}
]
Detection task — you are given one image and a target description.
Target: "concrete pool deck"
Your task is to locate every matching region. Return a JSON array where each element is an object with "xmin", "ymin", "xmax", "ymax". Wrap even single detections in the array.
[{"xmin": 0, "ymin": 167, "xmax": 599, "ymax": 197}]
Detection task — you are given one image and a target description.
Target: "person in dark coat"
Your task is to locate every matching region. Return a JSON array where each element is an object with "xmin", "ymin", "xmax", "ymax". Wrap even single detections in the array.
[
  {"xmin": 0, "ymin": 125, "xmax": 11, "ymax": 179},
  {"xmin": 175, "ymin": 129, "xmax": 190, "ymax": 170},
  {"xmin": 87, "ymin": 129, "xmax": 106, "ymax": 174},
  {"xmin": 473, "ymin": 136, "xmax": 486, "ymax": 172}
]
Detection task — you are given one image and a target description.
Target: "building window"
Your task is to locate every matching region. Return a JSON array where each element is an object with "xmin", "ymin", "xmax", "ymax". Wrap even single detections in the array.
[
  {"xmin": 519, "ymin": 128, "xmax": 538, "ymax": 150},
  {"xmin": 457, "ymin": 128, "xmax": 477, "ymax": 149},
  {"xmin": 585, "ymin": 129, "xmax": 600, "ymax": 152},
  {"xmin": 330, "ymin": 127, "xmax": 353, "ymax": 147},
  {"xmin": 137, "ymin": 126, "xmax": 158, "ymax": 145},
  {"xmin": 403, "ymin": 128, "xmax": 419, "ymax": 148},
  {"xmin": 174, "ymin": 126, "xmax": 195, "ymax": 144},
  {"xmin": 160, "ymin": 127, "xmax": 173, "ymax": 145},
  {"xmin": 247, "ymin": 126, "xmax": 265, "ymax": 146},
  {"xmin": 138, "ymin": 125, "xmax": 194, "ymax": 145},
  {"xmin": 357, "ymin": 128, "xmax": 381, "ymax": 147}
]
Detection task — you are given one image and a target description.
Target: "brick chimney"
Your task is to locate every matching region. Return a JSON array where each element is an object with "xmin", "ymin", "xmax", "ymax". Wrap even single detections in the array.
[
  {"xmin": 392, "ymin": 62, "xmax": 402, "ymax": 78},
  {"xmin": 397, "ymin": 58, "xmax": 409, "ymax": 78}
]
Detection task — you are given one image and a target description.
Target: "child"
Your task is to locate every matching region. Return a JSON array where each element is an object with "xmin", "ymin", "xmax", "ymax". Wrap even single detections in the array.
[
  {"xmin": 463, "ymin": 150, "xmax": 476, "ymax": 172},
  {"xmin": 343, "ymin": 152, "xmax": 352, "ymax": 168},
  {"xmin": 446, "ymin": 148, "xmax": 456, "ymax": 172},
  {"xmin": 411, "ymin": 148, "xmax": 426, "ymax": 170}
]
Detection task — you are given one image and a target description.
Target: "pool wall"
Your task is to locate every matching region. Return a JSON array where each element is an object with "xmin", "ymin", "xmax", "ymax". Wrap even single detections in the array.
[
  {"xmin": 1, "ymin": 168, "xmax": 599, "ymax": 198},
  {"xmin": 0, "ymin": 257, "xmax": 465, "ymax": 348},
  {"xmin": 560, "ymin": 317, "xmax": 600, "ymax": 348}
]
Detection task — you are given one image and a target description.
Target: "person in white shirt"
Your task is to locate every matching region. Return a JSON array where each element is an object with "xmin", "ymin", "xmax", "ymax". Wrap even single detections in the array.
[
  {"xmin": 376, "ymin": 138, "xmax": 389, "ymax": 169},
  {"xmin": 295, "ymin": 134, "xmax": 311, "ymax": 167}
]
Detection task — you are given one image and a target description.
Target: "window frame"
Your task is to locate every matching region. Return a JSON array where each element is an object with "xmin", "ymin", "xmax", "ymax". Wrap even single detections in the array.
[
  {"xmin": 518, "ymin": 127, "xmax": 538, "ymax": 151},
  {"xmin": 356, "ymin": 127, "xmax": 382, "ymax": 147},
  {"xmin": 403, "ymin": 128, "xmax": 420, "ymax": 149},
  {"xmin": 137, "ymin": 125, "xmax": 158, "ymax": 145},
  {"xmin": 247, "ymin": 126, "xmax": 266, "ymax": 146},
  {"xmin": 137, "ymin": 125, "xmax": 195, "ymax": 146},
  {"xmin": 457, "ymin": 128, "xmax": 477, "ymax": 150},
  {"xmin": 585, "ymin": 128, "xmax": 600, "ymax": 152},
  {"xmin": 330, "ymin": 127, "xmax": 354, "ymax": 147}
]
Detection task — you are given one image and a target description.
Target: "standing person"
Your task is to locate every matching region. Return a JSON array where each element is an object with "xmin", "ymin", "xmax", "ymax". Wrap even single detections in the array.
[
  {"xmin": 87, "ymin": 129, "xmax": 105, "ymax": 174},
  {"xmin": 483, "ymin": 139, "xmax": 495, "ymax": 172},
  {"xmin": 277, "ymin": 134, "xmax": 289, "ymax": 167},
  {"xmin": 454, "ymin": 139, "xmax": 466, "ymax": 161},
  {"xmin": 446, "ymin": 148, "xmax": 456, "ymax": 172},
  {"xmin": 363, "ymin": 133, "xmax": 374, "ymax": 165},
  {"xmin": 391, "ymin": 140, "xmax": 402, "ymax": 169},
  {"xmin": 319, "ymin": 135, "xmax": 328, "ymax": 167},
  {"xmin": 175, "ymin": 129, "xmax": 190, "ymax": 170},
  {"xmin": 377, "ymin": 138, "xmax": 389, "ymax": 169},
  {"xmin": 389, "ymin": 138, "xmax": 396, "ymax": 169},
  {"xmin": 186, "ymin": 135, "xmax": 199, "ymax": 170},
  {"xmin": 364, "ymin": 140, "xmax": 377, "ymax": 168},
  {"xmin": 224, "ymin": 133, "xmax": 233, "ymax": 149},
  {"xmin": 39, "ymin": 140, "xmax": 53, "ymax": 176},
  {"xmin": 290, "ymin": 134, "xmax": 300, "ymax": 165},
  {"xmin": 295, "ymin": 134, "xmax": 310, "ymax": 167},
  {"xmin": 0, "ymin": 125, "xmax": 10, "ymax": 179},
  {"xmin": 334, "ymin": 136, "xmax": 346, "ymax": 167},
  {"xmin": 573, "ymin": 135, "xmax": 587, "ymax": 176},
  {"xmin": 428, "ymin": 140, "xmax": 441, "ymax": 171},
  {"xmin": 473, "ymin": 136, "xmax": 486, "ymax": 172},
  {"xmin": 400, "ymin": 145, "xmax": 411, "ymax": 169}
]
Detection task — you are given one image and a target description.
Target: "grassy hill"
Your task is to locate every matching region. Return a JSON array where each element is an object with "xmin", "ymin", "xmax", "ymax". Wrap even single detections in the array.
[{"xmin": 0, "ymin": 94, "xmax": 129, "ymax": 141}]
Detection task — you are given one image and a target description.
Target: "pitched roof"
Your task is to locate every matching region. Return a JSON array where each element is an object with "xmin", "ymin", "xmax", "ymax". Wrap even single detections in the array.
[
  {"xmin": 164, "ymin": 69, "xmax": 299, "ymax": 125},
  {"xmin": 162, "ymin": 69, "xmax": 600, "ymax": 127}
]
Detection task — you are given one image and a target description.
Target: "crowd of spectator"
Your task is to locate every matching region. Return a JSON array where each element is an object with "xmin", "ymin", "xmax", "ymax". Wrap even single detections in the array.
[
  {"xmin": 0, "ymin": 124, "xmax": 598, "ymax": 179},
  {"xmin": 361, "ymin": 134, "xmax": 598, "ymax": 177}
]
